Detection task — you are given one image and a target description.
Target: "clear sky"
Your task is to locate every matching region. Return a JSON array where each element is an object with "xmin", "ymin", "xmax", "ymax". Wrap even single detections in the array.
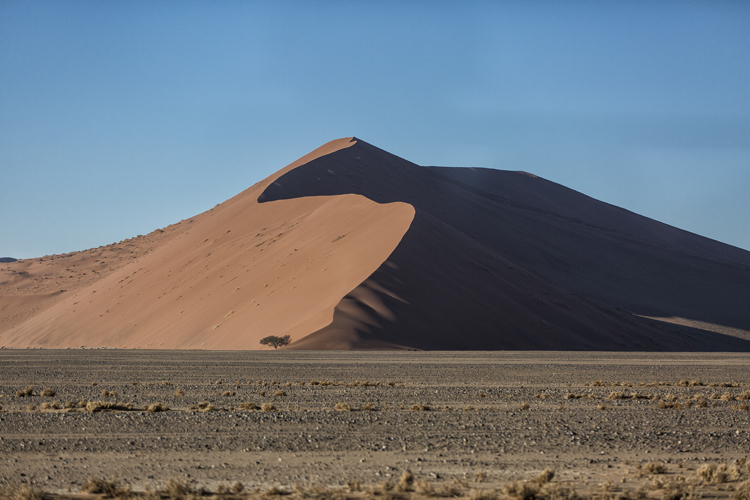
[{"xmin": 2, "ymin": 1, "xmax": 749, "ymax": 258}]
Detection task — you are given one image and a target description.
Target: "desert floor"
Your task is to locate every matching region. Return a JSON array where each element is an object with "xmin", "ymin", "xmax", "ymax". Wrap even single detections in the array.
[{"xmin": 1, "ymin": 350, "xmax": 749, "ymax": 499}]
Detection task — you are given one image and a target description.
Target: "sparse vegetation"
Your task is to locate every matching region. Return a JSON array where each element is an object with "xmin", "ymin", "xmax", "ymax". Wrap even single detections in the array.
[
  {"xmin": 40, "ymin": 388, "xmax": 56, "ymax": 397},
  {"xmin": 259, "ymin": 335, "xmax": 291, "ymax": 349}
]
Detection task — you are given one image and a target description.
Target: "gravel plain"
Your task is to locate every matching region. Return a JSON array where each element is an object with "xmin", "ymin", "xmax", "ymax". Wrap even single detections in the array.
[{"xmin": 1, "ymin": 350, "xmax": 749, "ymax": 499}]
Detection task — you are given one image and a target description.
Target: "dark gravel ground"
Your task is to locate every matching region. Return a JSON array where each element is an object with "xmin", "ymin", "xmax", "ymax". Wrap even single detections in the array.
[{"xmin": 1, "ymin": 350, "xmax": 749, "ymax": 497}]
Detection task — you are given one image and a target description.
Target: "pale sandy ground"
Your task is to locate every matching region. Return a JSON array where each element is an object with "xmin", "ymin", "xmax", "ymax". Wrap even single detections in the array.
[{"xmin": 1, "ymin": 351, "xmax": 749, "ymax": 499}]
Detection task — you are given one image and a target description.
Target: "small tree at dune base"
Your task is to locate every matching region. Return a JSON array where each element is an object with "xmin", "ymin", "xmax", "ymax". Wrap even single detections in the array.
[{"xmin": 259, "ymin": 335, "xmax": 291, "ymax": 349}]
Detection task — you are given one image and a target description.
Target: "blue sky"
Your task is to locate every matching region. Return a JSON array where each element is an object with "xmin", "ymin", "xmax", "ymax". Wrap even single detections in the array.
[{"xmin": 2, "ymin": 1, "xmax": 749, "ymax": 258}]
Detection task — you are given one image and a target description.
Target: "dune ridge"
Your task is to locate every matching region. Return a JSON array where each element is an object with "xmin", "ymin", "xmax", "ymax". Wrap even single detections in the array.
[{"xmin": 2, "ymin": 137, "xmax": 749, "ymax": 350}]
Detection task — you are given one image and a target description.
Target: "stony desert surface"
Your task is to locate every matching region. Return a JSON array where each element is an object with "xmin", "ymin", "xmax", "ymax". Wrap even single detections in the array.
[{"xmin": 1, "ymin": 350, "xmax": 749, "ymax": 499}]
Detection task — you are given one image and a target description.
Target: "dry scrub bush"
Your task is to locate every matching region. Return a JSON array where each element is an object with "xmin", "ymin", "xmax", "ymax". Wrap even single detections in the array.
[
  {"xmin": 467, "ymin": 488, "xmax": 499, "ymax": 500},
  {"xmin": 502, "ymin": 481, "xmax": 538, "ymax": 500},
  {"xmin": 0, "ymin": 484, "xmax": 44, "ymax": 500},
  {"xmin": 334, "ymin": 402, "xmax": 352, "ymax": 411},
  {"xmin": 732, "ymin": 403, "xmax": 749, "ymax": 411},
  {"xmin": 519, "ymin": 402, "xmax": 530, "ymax": 411},
  {"xmin": 239, "ymin": 402, "xmax": 258, "ymax": 410},
  {"xmin": 736, "ymin": 480, "xmax": 750, "ymax": 500},
  {"xmin": 411, "ymin": 404, "xmax": 431, "ymax": 411},
  {"xmin": 86, "ymin": 401, "xmax": 134, "ymax": 412},
  {"xmin": 40, "ymin": 388, "xmax": 55, "ymax": 397},
  {"xmin": 65, "ymin": 399, "xmax": 88, "ymax": 409},
  {"xmin": 360, "ymin": 402, "xmax": 376, "ymax": 411},
  {"xmin": 101, "ymin": 389, "xmax": 118, "ymax": 397},
  {"xmin": 145, "ymin": 403, "xmax": 169, "ymax": 412},
  {"xmin": 25, "ymin": 405, "xmax": 35, "ymax": 412},
  {"xmin": 657, "ymin": 400, "xmax": 683, "ymax": 410},
  {"xmin": 476, "ymin": 472, "xmax": 488, "ymax": 483},
  {"xmin": 649, "ymin": 476, "xmax": 695, "ymax": 500},
  {"xmin": 221, "ymin": 391, "xmax": 236, "ymax": 397},
  {"xmin": 641, "ymin": 462, "xmax": 667, "ymax": 476},
  {"xmin": 273, "ymin": 390, "xmax": 286, "ymax": 397},
  {"xmin": 598, "ymin": 403, "xmax": 608, "ymax": 410},
  {"xmin": 81, "ymin": 478, "xmax": 128, "ymax": 498},
  {"xmin": 347, "ymin": 481, "xmax": 362, "ymax": 492},
  {"xmin": 396, "ymin": 471, "xmax": 414, "ymax": 492},
  {"xmin": 165, "ymin": 479, "xmax": 194, "ymax": 499},
  {"xmin": 173, "ymin": 389, "xmax": 184, "ymax": 397},
  {"xmin": 261, "ymin": 403, "xmax": 277, "ymax": 412},
  {"xmin": 607, "ymin": 392, "xmax": 626, "ymax": 400},
  {"xmin": 16, "ymin": 386, "xmax": 33, "ymax": 397},
  {"xmin": 40, "ymin": 402, "xmax": 61, "ymax": 410}
]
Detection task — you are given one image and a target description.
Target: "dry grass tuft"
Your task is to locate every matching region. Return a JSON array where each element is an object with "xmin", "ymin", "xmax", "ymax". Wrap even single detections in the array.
[
  {"xmin": 607, "ymin": 392, "xmax": 626, "ymax": 400},
  {"xmin": 221, "ymin": 391, "xmax": 236, "ymax": 397},
  {"xmin": 598, "ymin": 403, "xmax": 608, "ymax": 410},
  {"xmin": 502, "ymin": 480, "xmax": 538, "ymax": 500},
  {"xmin": 273, "ymin": 390, "xmax": 286, "ymax": 397},
  {"xmin": 16, "ymin": 386, "xmax": 33, "ymax": 397},
  {"xmin": 80, "ymin": 478, "xmax": 128, "ymax": 498},
  {"xmin": 736, "ymin": 480, "xmax": 750, "ymax": 500},
  {"xmin": 0, "ymin": 484, "xmax": 44, "ymax": 500},
  {"xmin": 732, "ymin": 403, "xmax": 749, "ymax": 411},
  {"xmin": 396, "ymin": 471, "xmax": 414, "ymax": 492},
  {"xmin": 86, "ymin": 401, "xmax": 134, "ymax": 412},
  {"xmin": 165, "ymin": 479, "xmax": 193, "ymax": 499},
  {"xmin": 334, "ymin": 402, "xmax": 352, "ymax": 411},
  {"xmin": 531, "ymin": 469, "xmax": 555, "ymax": 485},
  {"xmin": 411, "ymin": 404, "xmax": 431, "ymax": 411},
  {"xmin": 519, "ymin": 402, "xmax": 530, "ymax": 411},
  {"xmin": 40, "ymin": 388, "xmax": 56, "ymax": 397},
  {"xmin": 145, "ymin": 403, "xmax": 169, "ymax": 412},
  {"xmin": 261, "ymin": 403, "xmax": 277, "ymax": 412},
  {"xmin": 101, "ymin": 389, "xmax": 118, "ymax": 397},
  {"xmin": 239, "ymin": 402, "xmax": 258, "ymax": 410},
  {"xmin": 173, "ymin": 389, "xmax": 184, "ymax": 397},
  {"xmin": 640, "ymin": 462, "xmax": 667, "ymax": 476},
  {"xmin": 657, "ymin": 400, "xmax": 683, "ymax": 410},
  {"xmin": 40, "ymin": 401, "xmax": 61, "ymax": 410}
]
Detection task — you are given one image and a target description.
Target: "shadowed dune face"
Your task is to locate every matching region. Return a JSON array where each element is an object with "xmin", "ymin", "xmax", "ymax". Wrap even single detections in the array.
[
  {"xmin": 262, "ymin": 139, "xmax": 750, "ymax": 350},
  {"xmin": 2, "ymin": 137, "xmax": 749, "ymax": 351}
]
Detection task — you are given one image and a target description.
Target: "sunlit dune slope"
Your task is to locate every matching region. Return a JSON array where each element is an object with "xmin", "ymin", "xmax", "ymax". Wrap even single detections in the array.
[{"xmin": 0, "ymin": 138, "xmax": 414, "ymax": 349}]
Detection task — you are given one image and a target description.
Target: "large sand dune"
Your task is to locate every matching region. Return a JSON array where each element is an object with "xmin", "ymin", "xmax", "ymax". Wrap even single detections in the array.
[{"xmin": 2, "ymin": 137, "xmax": 749, "ymax": 350}]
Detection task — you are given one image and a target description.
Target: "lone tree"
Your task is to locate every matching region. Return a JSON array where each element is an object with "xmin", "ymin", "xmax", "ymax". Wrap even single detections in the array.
[{"xmin": 259, "ymin": 335, "xmax": 291, "ymax": 349}]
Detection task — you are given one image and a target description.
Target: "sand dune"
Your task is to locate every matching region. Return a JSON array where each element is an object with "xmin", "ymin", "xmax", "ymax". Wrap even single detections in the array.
[{"xmin": 2, "ymin": 137, "xmax": 749, "ymax": 350}]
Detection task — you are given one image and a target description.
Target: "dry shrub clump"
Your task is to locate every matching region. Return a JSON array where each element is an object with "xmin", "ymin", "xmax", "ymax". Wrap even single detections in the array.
[
  {"xmin": 649, "ymin": 476, "xmax": 694, "ymax": 500},
  {"xmin": 657, "ymin": 400, "xmax": 683, "ymax": 410},
  {"xmin": 519, "ymin": 402, "xmax": 530, "ymax": 411},
  {"xmin": 80, "ymin": 478, "xmax": 129, "ymax": 498},
  {"xmin": 334, "ymin": 402, "xmax": 352, "ymax": 411},
  {"xmin": 65, "ymin": 399, "xmax": 88, "ymax": 409},
  {"xmin": 639, "ymin": 462, "xmax": 667, "ymax": 476},
  {"xmin": 272, "ymin": 390, "xmax": 286, "ymax": 397},
  {"xmin": 697, "ymin": 462, "xmax": 745, "ymax": 483},
  {"xmin": 411, "ymin": 404, "xmax": 431, "ymax": 411},
  {"xmin": 732, "ymin": 403, "xmax": 749, "ymax": 411},
  {"xmin": 40, "ymin": 388, "xmax": 56, "ymax": 397},
  {"xmin": 40, "ymin": 401, "xmax": 61, "ymax": 410},
  {"xmin": 261, "ymin": 403, "xmax": 277, "ymax": 412},
  {"xmin": 0, "ymin": 484, "xmax": 44, "ymax": 500},
  {"xmin": 221, "ymin": 391, "xmax": 236, "ymax": 397},
  {"xmin": 145, "ymin": 403, "xmax": 169, "ymax": 412},
  {"xmin": 173, "ymin": 389, "xmax": 184, "ymax": 397},
  {"xmin": 736, "ymin": 480, "xmax": 750, "ymax": 500},
  {"xmin": 396, "ymin": 471, "xmax": 415, "ymax": 492},
  {"xmin": 238, "ymin": 402, "xmax": 258, "ymax": 410},
  {"xmin": 501, "ymin": 469, "xmax": 557, "ymax": 500},
  {"xmin": 86, "ymin": 401, "xmax": 135, "ymax": 412},
  {"xmin": 101, "ymin": 389, "xmax": 118, "ymax": 397},
  {"xmin": 16, "ymin": 386, "xmax": 33, "ymax": 397}
]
